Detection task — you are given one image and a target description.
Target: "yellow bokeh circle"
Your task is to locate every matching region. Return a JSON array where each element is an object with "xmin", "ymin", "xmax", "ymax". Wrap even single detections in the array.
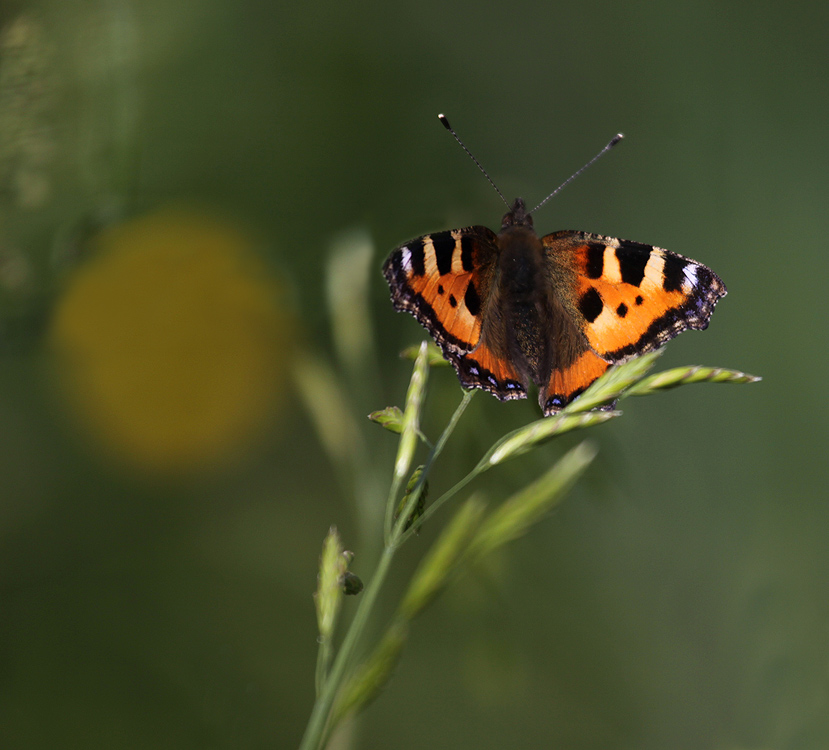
[{"xmin": 49, "ymin": 208, "xmax": 291, "ymax": 474}]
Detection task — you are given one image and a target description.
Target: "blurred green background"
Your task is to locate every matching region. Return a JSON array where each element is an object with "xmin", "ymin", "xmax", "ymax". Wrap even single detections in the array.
[{"xmin": 1, "ymin": 1, "xmax": 827, "ymax": 748}]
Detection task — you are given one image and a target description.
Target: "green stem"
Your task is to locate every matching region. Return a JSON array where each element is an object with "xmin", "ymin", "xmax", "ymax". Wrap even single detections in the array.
[
  {"xmin": 389, "ymin": 389, "xmax": 476, "ymax": 542},
  {"xmin": 299, "ymin": 545, "xmax": 395, "ymax": 750},
  {"xmin": 383, "ymin": 472, "xmax": 405, "ymax": 543},
  {"xmin": 314, "ymin": 636, "xmax": 331, "ymax": 697},
  {"xmin": 429, "ymin": 389, "xmax": 476, "ymax": 468},
  {"xmin": 300, "ymin": 389, "xmax": 475, "ymax": 749},
  {"xmin": 398, "ymin": 469, "xmax": 478, "ymax": 543}
]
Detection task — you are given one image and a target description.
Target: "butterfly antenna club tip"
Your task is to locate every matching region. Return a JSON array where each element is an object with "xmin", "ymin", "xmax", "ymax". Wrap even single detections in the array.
[{"xmin": 437, "ymin": 113, "xmax": 510, "ymax": 209}]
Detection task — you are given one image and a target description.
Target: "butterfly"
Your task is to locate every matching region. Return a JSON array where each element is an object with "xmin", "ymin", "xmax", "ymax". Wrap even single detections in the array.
[{"xmin": 383, "ymin": 121, "xmax": 726, "ymax": 415}]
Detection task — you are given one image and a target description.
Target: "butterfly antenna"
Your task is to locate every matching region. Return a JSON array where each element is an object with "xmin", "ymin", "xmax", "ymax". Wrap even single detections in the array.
[
  {"xmin": 530, "ymin": 133, "xmax": 624, "ymax": 215},
  {"xmin": 438, "ymin": 114, "xmax": 511, "ymax": 210}
]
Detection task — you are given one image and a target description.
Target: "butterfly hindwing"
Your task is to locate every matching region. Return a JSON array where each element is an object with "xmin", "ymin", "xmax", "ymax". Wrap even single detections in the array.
[
  {"xmin": 454, "ymin": 339, "xmax": 527, "ymax": 401},
  {"xmin": 542, "ymin": 231, "xmax": 727, "ymax": 364},
  {"xmin": 541, "ymin": 348, "xmax": 610, "ymax": 415}
]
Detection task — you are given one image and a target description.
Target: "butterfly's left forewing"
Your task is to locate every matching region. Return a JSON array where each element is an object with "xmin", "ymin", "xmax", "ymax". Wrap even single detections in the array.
[
  {"xmin": 383, "ymin": 226, "xmax": 497, "ymax": 353},
  {"xmin": 384, "ymin": 226, "xmax": 527, "ymax": 398},
  {"xmin": 542, "ymin": 230, "xmax": 727, "ymax": 364}
]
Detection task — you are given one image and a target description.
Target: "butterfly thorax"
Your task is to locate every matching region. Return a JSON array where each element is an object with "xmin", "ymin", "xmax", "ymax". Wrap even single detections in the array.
[
  {"xmin": 490, "ymin": 203, "xmax": 553, "ymax": 387},
  {"xmin": 496, "ymin": 198, "xmax": 542, "ymax": 302}
]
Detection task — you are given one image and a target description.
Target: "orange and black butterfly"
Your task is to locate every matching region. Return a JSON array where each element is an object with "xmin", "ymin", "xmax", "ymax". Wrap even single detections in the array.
[{"xmin": 383, "ymin": 117, "xmax": 726, "ymax": 415}]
